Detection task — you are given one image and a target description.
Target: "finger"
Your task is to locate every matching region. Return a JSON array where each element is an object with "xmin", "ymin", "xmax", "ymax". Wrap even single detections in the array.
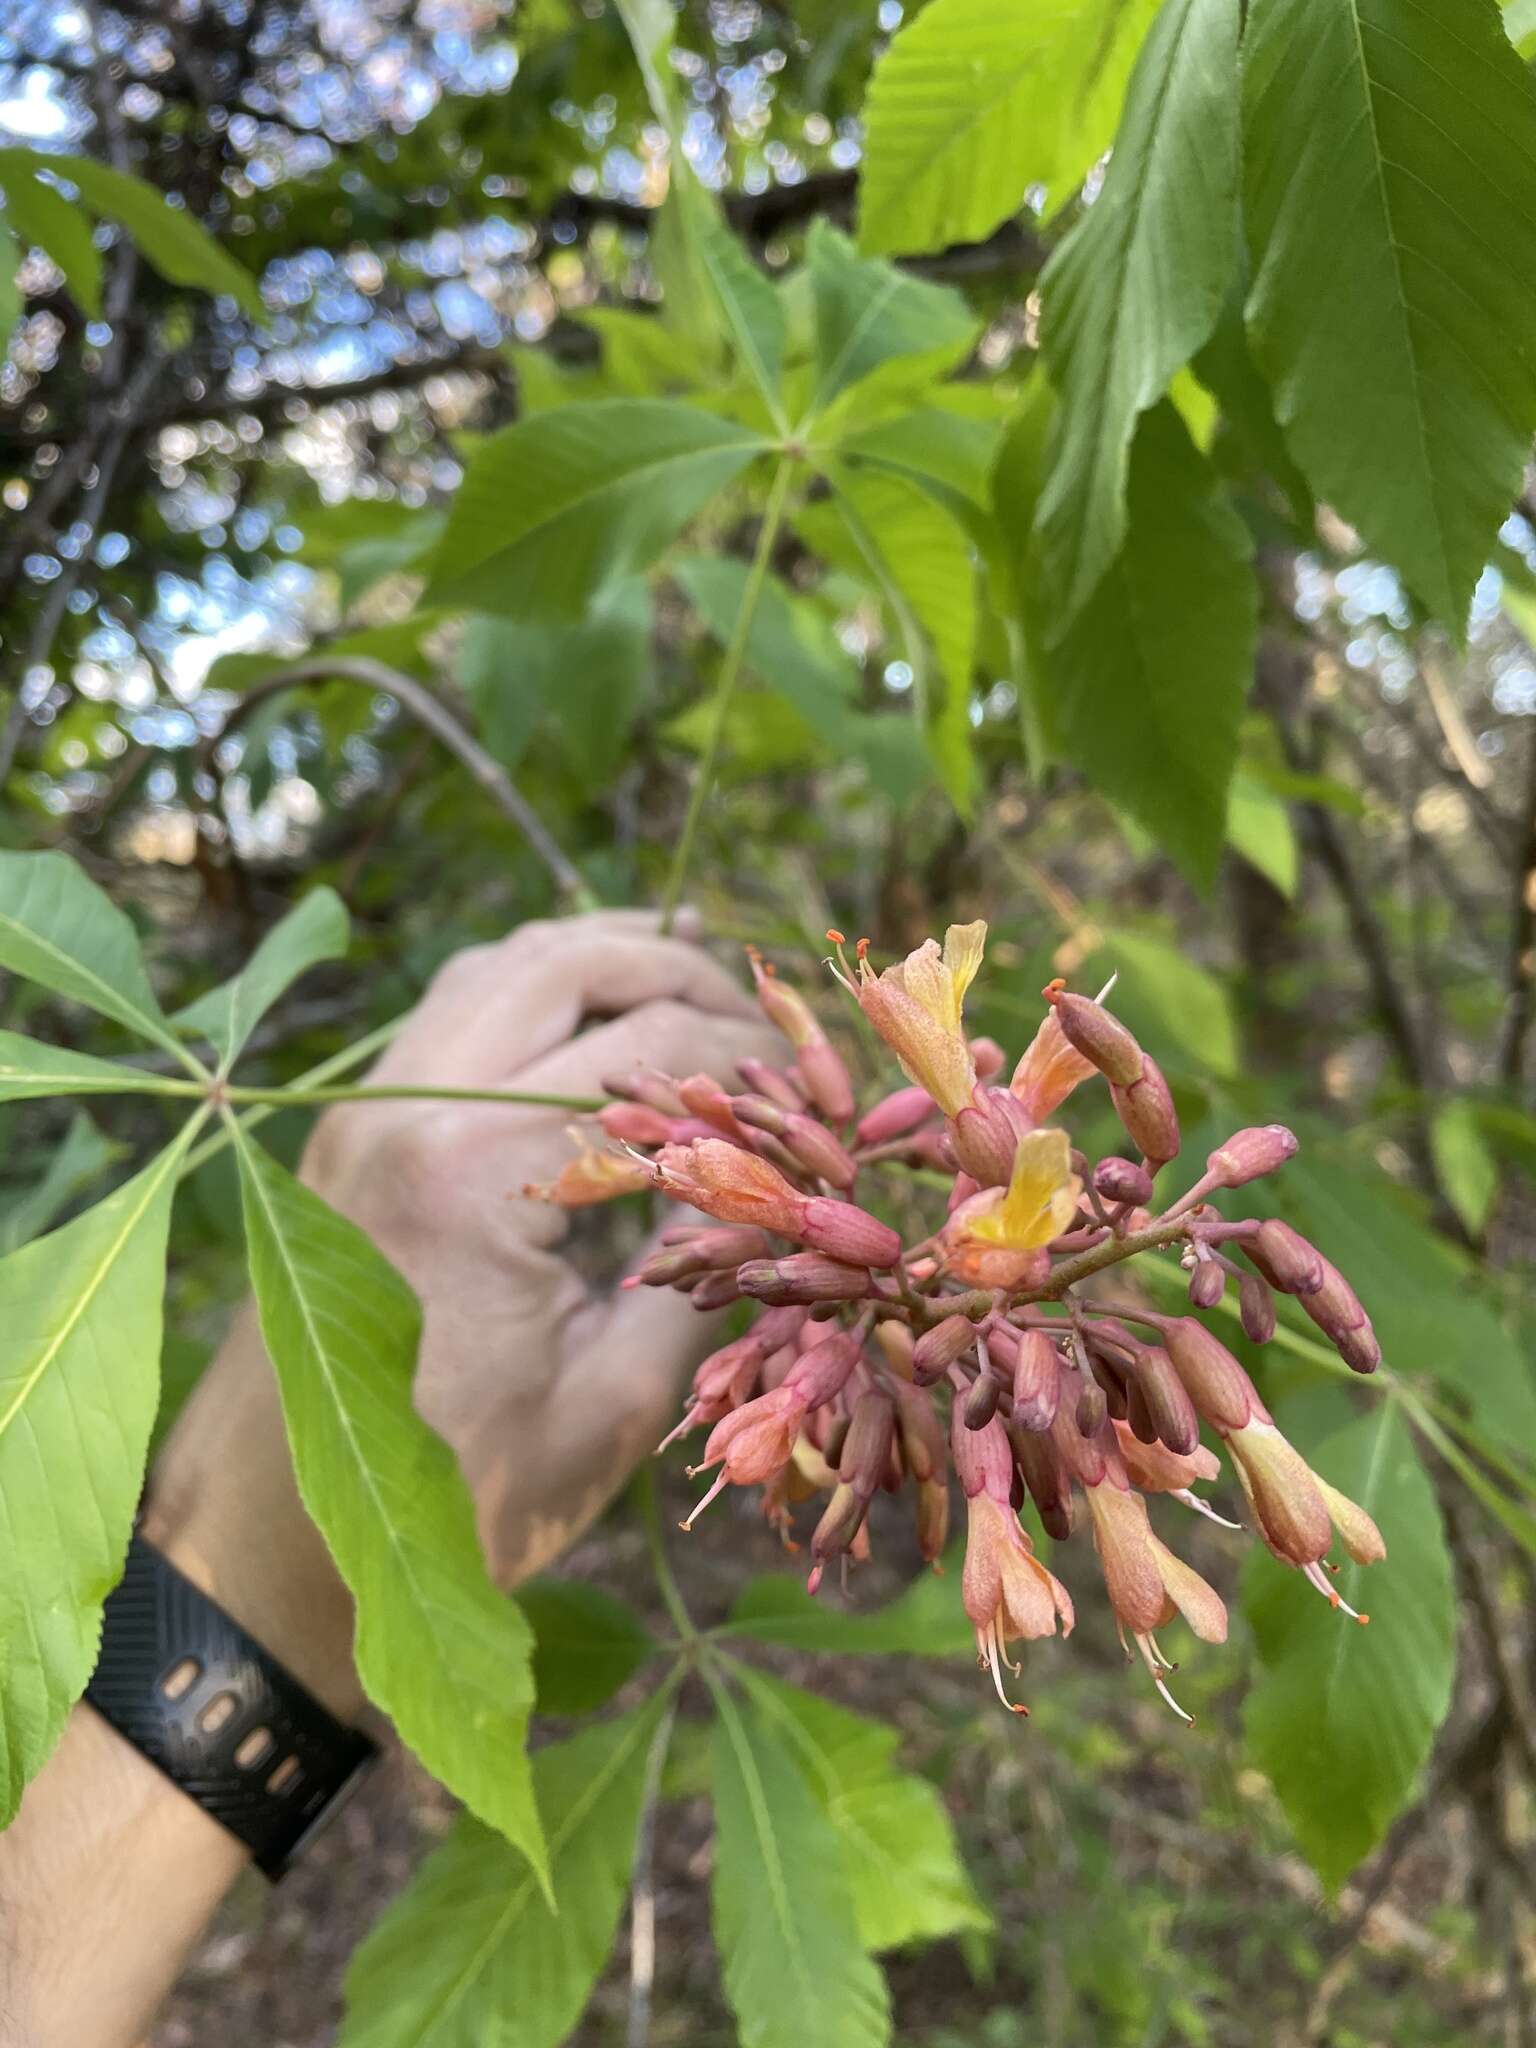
[
  {"xmin": 370, "ymin": 927, "xmax": 756, "ymax": 1089},
  {"xmin": 512, "ymin": 1000, "xmax": 782, "ymax": 1103}
]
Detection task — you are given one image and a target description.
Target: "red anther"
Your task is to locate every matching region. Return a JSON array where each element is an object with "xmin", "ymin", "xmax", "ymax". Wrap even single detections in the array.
[{"xmin": 826, "ymin": 929, "xmax": 845, "ymax": 945}]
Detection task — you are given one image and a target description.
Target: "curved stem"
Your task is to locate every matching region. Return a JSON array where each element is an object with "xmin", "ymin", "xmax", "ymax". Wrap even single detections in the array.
[
  {"xmin": 200, "ymin": 655, "xmax": 597, "ymax": 908},
  {"xmin": 1020, "ymin": 1214, "xmax": 1194, "ymax": 1300},
  {"xmin": 222, "ymin": 1081, "xmax": 603, "ymax": 1110},
  {"xmin": 660, "ymin": 457, "xmax": 794, "ymax": 933}
]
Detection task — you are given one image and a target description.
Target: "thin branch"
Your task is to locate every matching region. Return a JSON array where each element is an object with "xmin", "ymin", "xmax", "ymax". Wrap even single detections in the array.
[
  {"xmin": 625, "ymin": 1696, "xmax": 679, "ymax": 2048},
  {"xmin": 197, "ymin": 655, "xmax": 596, "ymax": 906}
]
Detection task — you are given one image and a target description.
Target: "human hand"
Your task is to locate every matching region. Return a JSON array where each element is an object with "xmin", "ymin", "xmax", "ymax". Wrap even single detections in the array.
[{"xmin": 302, "ymin": 906, "xmax": 780, "ymax": 1583}]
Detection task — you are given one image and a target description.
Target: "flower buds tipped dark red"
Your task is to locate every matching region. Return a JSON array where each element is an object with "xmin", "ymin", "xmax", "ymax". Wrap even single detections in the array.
[
  {"xmin": 1298, "ymin": 1259, "xmax": 1381, "ymax": 1373},
  {"xmin": 1110, "ymin": 1054, "xmax": 1180, "ymax": 1167},
  {"xmin": 1187, "ymin": 1258, "xmax": 1226, "ymax": 1309},
  {"xmin": 1092, "ymin": 1155, "xmax": 1154, "ymax": 1207},
  {"xmin": 912, "ymin": 1312, "xmax": 978, "ymax": 1385},
  {"xmin": 737, "ymin": 1253, "xmax": 874, "ymax": 1305},
  {"xmin": 1046, "ymin": 988, "xmax": 1144, "ymax": 1087},
  {"xmin": 1244, "ymin": 1219, "xmax": 1325, "ymax": 1295},
  {"xmin": 1239, "ymin": 1271, "xmax": 1276, "ymax": 1344}
]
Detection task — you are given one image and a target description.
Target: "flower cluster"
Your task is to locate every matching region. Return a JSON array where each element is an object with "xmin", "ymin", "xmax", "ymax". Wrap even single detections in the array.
[{"xmin": 532, "ymin": 924, "xmax": 1386, "ymax": 1722}]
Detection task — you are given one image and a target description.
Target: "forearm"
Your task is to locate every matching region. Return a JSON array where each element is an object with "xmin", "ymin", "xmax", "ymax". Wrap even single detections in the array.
[{"xmin": 0, "ymin": 1308, "xmax": 360, "ymax": 2048}]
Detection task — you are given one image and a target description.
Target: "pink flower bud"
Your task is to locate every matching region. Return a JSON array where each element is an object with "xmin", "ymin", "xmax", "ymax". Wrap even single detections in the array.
[
  {"xmin": 751, "ymin": 1303, "xmax": 809, "ymax": 1354},
  {"xmin": 603, "ymin": 1069, "xmax": 684, "ymax": 1116},
  {"xmin": 912, "ymin": 1312, "xmax": 978, "ymax": 1385},
  {"xmin": 677, "ymin": 1073, "xmax": 748, "ymax": 1138},
  {"xmin": 735, "ymin": 1057, "xmax": 805, "ymax": 1111},
  {"xmin": 1239, "ymin": 1271, "xmax": 1276, "ymax": 1343},
  {"xmin": 689, "ymin": 1268, "xmax": 746, "ymax": 1311},
  {"xmin": 799, "ymin": 1196, "xmax": 902, "ymax": 1268},
  {"xmin": 748, "ymin": 950, "xmax": 824, "ymax": 1047},
  {"xmin": 839, "ymin": 1390, "xmax": 897, "ymax": 1500},
  {"xmin": 909, "ymin": 1126, "xmax": 958, "ymax": 1171},
  {"xmin": 890, "ymin": 1378, "xmax": 944, "ymax": 1483},
  {"xmin": 1009, "ymin": 1422, "xmax": 1075, "ymax": 1538},
  {"xmin": 951, "ymin": 1404, "xmax": 1015, "ymax": 1501},
  {"xmin": 1076, "ymin": 1378, "xmax": 1108, "ymax": 1437},
  {"xmin": 1092, "ymin": 1155, "xmax": 1154, "ymax": 1206},
  {"xmin": 1045, "ymin": 987, "xmax": 1144, "ymax": 1087},
  {"xmin": 809, "ymin": 1483, "xmax": 866, "ymax": 1570},
  {"xmin": 970, "ymin": 1035, "xmax": 1007, "ymax": 1080},
  {"xmin": 729, "ymin": 1093, "xmax": 788, "ymax": 1136},
  {"xmin": 963, "ymin": 1371, "xmax": 1004, "ymax": 1430},
  {"xmin": 795, "ymin": 1040, "xmax": 856, "ymax": 1127},
  {"xmin": 855, "ymin": 1085, "xmax": 936, "ymax": 1146},
  {"xmin": 781, "ymin": 1112, "xmax": 858, "ymax": 1189},
  {"xmin": 1110, "ymin": 1054, "xmax": 1180, "ymax": 1167},
  {"xmin": 1206, "ymin": 1124, "xmax": 1298, "ymax": 1189},
  {"xmin": 1011, "ymin": 1330, "xmax": 1062, "ymax": 1432},
  {"xmin": 1244, "ymin": 1219, "xmax": 1325, "ymax": 1295},
  {"xmin": 1298, "ymin": 1259, "xmax": 1380, "ymax": 1373},
  {"xmin": 599, "ymin": 1101, "xmax": 675, "ymax": 1146},
  {"xmin": 782, "ymin": 1327, "xmax": 862, "ymax": 1407},
  {"xmin": 650, "ymin": 1139, "xmax": 808, "ymax": 1235},
  {"xmin": 737, "ymin": 1253, "xmax": 874, "ymax": 1305},
  {"xmin": 1162, "ymin": 1317, "xmax": 1264, "ymax": 1433},
  {"xmin": 1127, "ymin": 1346, "xmax": 1200, "ymax": 1456},
  {"xmin": 1187, "ymin": 1258, "xmax": 1226, "ymax": 1310},
  {"xmin": 949, "ymin": 1084, "xmax": 1030, "ymax": 1188}
]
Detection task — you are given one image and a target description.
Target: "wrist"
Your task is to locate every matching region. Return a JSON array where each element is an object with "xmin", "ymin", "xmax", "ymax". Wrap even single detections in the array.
[{"xmin": 141, "ymin": 1303, "xmax": 365, "ymax": 1722}]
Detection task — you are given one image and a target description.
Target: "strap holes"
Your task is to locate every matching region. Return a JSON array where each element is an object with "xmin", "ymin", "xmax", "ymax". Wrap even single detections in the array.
[
  {"xmin": 234, "ymin": 1726, "xmax": 275, "ymax": 1771},
  {"xmin": 159, "ymin": 1657, "xmax": 201, "ymax": 1701},
  {"xmin": 197, "ymin": 1691, "xmax": 239, "ymax": 1736},
  {"xmin": 267, "ymin": 1755, "xmax": 303, "ymax": 1796}
]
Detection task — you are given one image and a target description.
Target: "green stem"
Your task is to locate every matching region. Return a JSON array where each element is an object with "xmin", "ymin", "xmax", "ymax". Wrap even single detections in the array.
[
  {"xmin": 177, "ymin": 1016, "xmax": 404, "ymax": 1181},
  {"xmin": 659, "ymin": 456, "xmax": 794, "ymax": 933},
  {"xmin": 222, "ymin": 1082, "xmax": 603, "ymax": 1111},
  {"xmin": 636, "ymin": 1465, "xmax": 698, "ymax": 1644}
]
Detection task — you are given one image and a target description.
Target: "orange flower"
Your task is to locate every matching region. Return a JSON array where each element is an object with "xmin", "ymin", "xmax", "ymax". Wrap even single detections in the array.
[
  {"xmin": 838, "ymin": 922, "xmax": 986, "ymax": 1118},
  {"xmin": 525, "ymin": 1128, "xmax": 652, "ymax": 1207},
  {"xmin": 1010, "ymin": 1002, "xmax": 1097, "ymax": 1123},
  {"xmin": 1083, "ymin": 1474, "xmax": 1227, "ymax": 1722}
]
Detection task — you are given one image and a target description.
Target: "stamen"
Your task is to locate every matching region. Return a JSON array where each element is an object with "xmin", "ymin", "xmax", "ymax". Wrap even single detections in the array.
[
  {"xmin": 1135, "ymin": 1634, "xmax": 1195, "ymax": 1724},
  {"xmin": 679, "ymin": 1470, "xmax": 729, "ymax": 1530},
  {"xmin": 984, "ymin": 1626, "xmax": 1029, "ymax": 1715},
  {"xmin": 1093, "ymin": 972, "xmax": 1120, "ymax": 1006},
  {"xmin": 1304, "ymin": 1559, "xmax": 1369, "ymax": 1623},
  {"xmin": 1171, "ymin": 1487, "xmax": 1246, "ymax": 1531},
  {"xmin": 656, "ymin": 1407, "xmax": 702, "ymax": 1453}
]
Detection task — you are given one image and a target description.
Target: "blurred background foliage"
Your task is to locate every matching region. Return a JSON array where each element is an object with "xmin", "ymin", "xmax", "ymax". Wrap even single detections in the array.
[{"xmin": 4, "ymin": 0, "xmax": 1536, "ymax": 2042}]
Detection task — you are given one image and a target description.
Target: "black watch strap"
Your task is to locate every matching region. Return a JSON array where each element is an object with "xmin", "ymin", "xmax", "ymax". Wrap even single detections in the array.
[{"xmin": 85, "ymin": 1533, "xmax": 377, "ymax": 1879}]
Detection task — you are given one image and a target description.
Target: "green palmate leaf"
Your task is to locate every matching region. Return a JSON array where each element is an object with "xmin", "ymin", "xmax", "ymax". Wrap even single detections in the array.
[
  {"xmin": 814, "ymin": 462, "xmax": 978, "ymax": 813},
  {"xmin": 0, "ymin": 1112, "xmax": 123, "ymax": 1255},
  {"xmin": 0, "ymin": 1136, "xmax": 186, "ymax": 1820},
  {"xmin": 338, "ymin": 1691, "xmax": 671, "ymax": 2048},
  {"xmin": 722, "ymin": 1554, "xmax": 974, "ymax": 1656},
  {"xmin": 1243, "ymin": 1403, "xmax": 1456, "ymax": 1892},
  {"xmin": 1429, "ymin": 1099, "xmax": 1500, "ymax": 1239},
  {"xmin": 804, "ymin": 222, "xmax": 976, "ymax": 414},
  {"xmin": 737, "ymin": 1672, "xmax": 991, "ymax": 1952},
  {"xmin": 1242, "ymin": 0, "xmax": 1536, "ymax": 631},
  {"xmin": 458, "ymin": 580, "xmax": 654, "ymax": 787},
  {"xmin": 673, "ymin": 555, "xmax": 930, "ymax": 801},
  {"xmin": 0, "ymin": 164, "xmax": 102, "ymax": 316},
  {"xmin": 858, "ymin": 0, "xmax": 1159, "ymax": 256},
  {"xmin": 1225, "ymin": 771, "xmax": 1299, "ymax": 899},
  {"xmin": 516, "ymin": 1577, "xmax": 657, "ymax": 1715},
  {"xmin": 0, "ymin": 851, "xmax": 191, "ymax": 1067},
  {"xmin": 0, "ymin": 149, "xmax": 263, "ymax": 318},
  {"xmin": 233, "ymin": 1136, "xmax": 546, "ymax": 1885},
  {"xmin": 0, "ymin": 1031, "xmax": 191, "ymax": 1101},
  {"xmin": 1035, "ymin": 0, "xmax": 1242, "ymax": 625},
  {"xmin": 425, "ymin": 400, "xmax": 765, "ymax": 621},
  {"xmin": 1038, "ymin": 402, "xmax": 1257, "ymax": 885},
  {"xmin": 174, "ymin": 888, "xmax": 349, "ymax": 1066},
  {"xmin": 711, "ymin": 1688, "xmax": 892, "ymax": 2048},
  {"xmin": 1507, "ymin": 0, "xmax": 1536, "ymax": 55}
]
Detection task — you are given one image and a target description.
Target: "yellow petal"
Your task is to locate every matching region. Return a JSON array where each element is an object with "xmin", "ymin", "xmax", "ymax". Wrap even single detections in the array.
[
  {"xmin": 941, "ymin": 920, "xmax": 988, "ymax": 1013},
  {"xmin": 971, "ymin": 1128, "xmax": 1075, "ymax": 1249}
]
